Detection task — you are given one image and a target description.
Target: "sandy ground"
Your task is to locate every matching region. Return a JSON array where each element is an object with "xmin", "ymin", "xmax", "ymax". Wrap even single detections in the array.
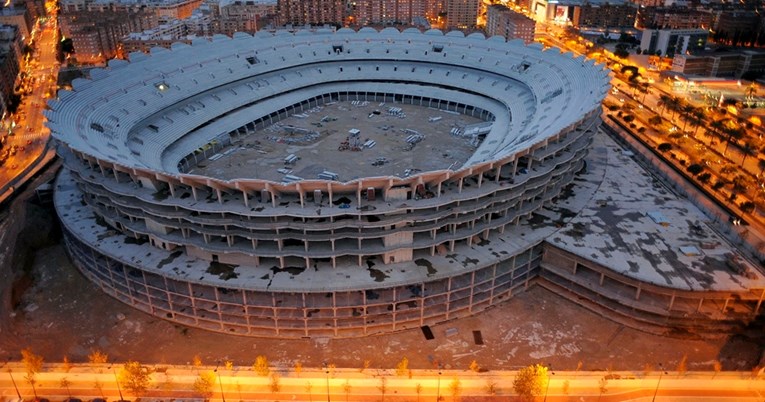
[{"xmin": 0, "ymin": 164, "xmax": 761, "ymax": 374}]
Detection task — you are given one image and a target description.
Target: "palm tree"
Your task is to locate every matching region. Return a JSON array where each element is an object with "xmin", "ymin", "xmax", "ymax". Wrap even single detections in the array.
[
  {"xmin": 658, "ymin": 94, "xmax": 672, "ymax": 117},
  {"xmin": 680, "ymin": 104, "xmax": 696, "ymax": 132},
  {"xmin": 691, "ymin": 108, "xmax": 706, "ymax": 135},
  {"xmin": 709, "ymin": 119, "xmax": 726, "ymax": 146},
  {"xmin": 722, "ymin": 126, "xmax": 744, "ymax": 156},
  {"xmin": 758, "ymin": 158, "xmax": 765, "ymax": 176},
  {"xmin": 740, "ymin": 142, "xmax": 757, "ymax": 165},
  {"xmin": 669, "ymin": 96, "xmax": 682, "ymax": 119}
]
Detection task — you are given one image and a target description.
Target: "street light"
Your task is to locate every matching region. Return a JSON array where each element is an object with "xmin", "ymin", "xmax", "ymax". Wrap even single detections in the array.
[
  {"xmin": 7, "ymin": 369, "xmax": 21, "ymax": 399},
  {"xmin": 543, "ymin": 364, "xmax": 554, "ymax": 402},
  {"xmin": 323, "ymin": 362, "xmax": 330, "ymax": 402},
  {"xmin": 112, "ymin": 367, "xmax": 125, "ymax": 401},
  {"xmin": 436, "ymin": 366, "xmax": 442, "ymax": 402},
  {"xmin": 214, "ymin": 361, "xmax": 226, "ymax": 402},
  {"xmin": 652, "ymin": 363, "xmax": 666, "ymax": 402}
]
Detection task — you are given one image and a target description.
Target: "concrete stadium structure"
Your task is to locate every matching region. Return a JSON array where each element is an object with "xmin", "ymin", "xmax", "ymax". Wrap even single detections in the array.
[{"xmin": 48, "ymin": 28, "xmax": 764, "ymax": 339}]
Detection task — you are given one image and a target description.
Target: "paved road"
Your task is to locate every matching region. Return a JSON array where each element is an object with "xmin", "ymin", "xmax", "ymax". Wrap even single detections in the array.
[
  {"xmin": 1, "ymin": 365, "xmax": 764, "ymax": 402},
  {"xmin": 0, "ymin": 11, "xmax": 60, "ymax": 202}
]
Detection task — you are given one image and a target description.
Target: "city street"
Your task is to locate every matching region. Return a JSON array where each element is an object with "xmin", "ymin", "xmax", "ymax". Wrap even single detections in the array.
[
  {"xmin": 1, "ymin": 364, "xmax": 764, "ymax": 402},
  {"xmin": 0, "ymin": 364, "xmax": 765, "ymax": 402},
  {"xmin": 0, "ymin": 8, "xmax": 59, "ymax": 202}
]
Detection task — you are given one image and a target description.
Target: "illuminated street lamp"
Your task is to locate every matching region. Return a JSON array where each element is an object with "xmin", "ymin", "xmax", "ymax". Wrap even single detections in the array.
[
  {"xmin": 543, "ymin": 364, "xmax": 554, "ymax": 402},
  {"xmin": 323, "ymin": 362, "xmax": 330, "ymax": 402},
  {"xmin": 112, "ymin": 367, "xmax": 125, "ymax": 401},
  {"xmin": 214, "ymin": 361, "xmax": 226, "ymax": 402},
  {"xmin": 436, "ymin": 366, "xmax": 442, "ymax": 402},
  {"xmin": 7, "ymin": 369, "xmax": 21, "ymax": 399},
  {"xmin": 652, "ymin": 363, "xmax": 666, "ymax": 402}
]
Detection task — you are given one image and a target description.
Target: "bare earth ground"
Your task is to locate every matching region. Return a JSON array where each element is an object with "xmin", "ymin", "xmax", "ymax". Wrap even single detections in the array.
[{"xmin": 0, "ymin": 163, "xmax": 761, "ymax": 373}]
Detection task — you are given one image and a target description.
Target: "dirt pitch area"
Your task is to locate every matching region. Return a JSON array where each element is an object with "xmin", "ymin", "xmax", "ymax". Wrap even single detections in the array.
[{"xmin": 0, "ymin": 165, "xmax": 762, "ymax": 374}]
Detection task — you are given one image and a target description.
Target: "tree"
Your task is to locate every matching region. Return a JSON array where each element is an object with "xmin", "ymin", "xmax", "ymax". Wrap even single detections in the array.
[
  {"xmin": 681, "ymin": 104, "xmax": 696, "ymax": 132},
  {"xmin": 118, "ymin": 361, "xmax": 152, "ymax": 397},
  {"xmin": 614, "ymin": 48, "xmax": 629, "ymax": 59},
  {"xmin": 598, "ymin": 377, "xmax": 608, "ymax": 400},
  {"xmin": 740, "ymin": 142, "xmax": 757, "ymax": 165},
  {"xmin": 60, "ymin": 377, "xmax": 72, "ymax": 397},
  {"xmin": 741, "ymin": 201, "xmax": 755, "ymax": 214},
  {"xmin": 691, "ymin": 108, "xmax": 706, "ymax": 135},
  {"xmin": 224, "ymin": 360, "xmax": 234, "ymax": 371},
  {"xmin": 722, "ymin": 126, "xmax": 744, "ymax": 156},
  {"xmin": 713, "ymin": 360, "xmax": 722, "ymax": 379},
  {"xmin": 21, "ymin": 348, "xmax": 43, "ymax": 379},
  {"xmin": 295, "ymin": 361, "xmax": 303, "ymax": 377},
  {"xmin": 448, "ymin": 377, "xmax": 462, "ymax": 402},
  {"xmin": 342, "ymin": 379, "xmax": 352, "ymax": 402},
  {"xmin": 709, "ymin": 119, "xmax": 727, "ymax": 145},
  {"xmin": 305, "ymin": 381, "xmax": 313, "ymax": 402},
  {"xmin": 94, "ymin": 379, "xmax": 105, "ymax": 398},
  {"xmin": 484, "ymin": 378, "xmax": 497, "ymax": 395},
  {"xmin": 513, "ymin": 364, "xmax": 548, "ymax": 401},
  {"xmin": 677, "ymin": 354, "xmax": 688, "ymax": 377},
  {"xmin": 396, "ymin": 357, "xmax": 409, "ymax": 376},
  {"xmin": 415, "ymin": 383, "xmax": 423, "ymax": 401},
  {"xmin": 193, "ymin": 371, "xmax": 216, "ymax": 400},
  {"xmin": 648, "ymin": 115, "xmax": 663, "ymax": 126},
  {"xmin": 758, "ymin": 159, "xmax": 765, "ymax": 176},
  {"xmin": 658, "ymin": 143, "xmax": 672, "ymax": 152},
  {"xmin": 192, "ymin": 355, "xmax": 203, "ymax": 368},
  {"xmin": 378, "ymin": 376, "xmax": 388, "ymax": 402},
  {"xmin": 686, "ymin": 164, "xmax": 704, "ymax": 176},
  {"xmin": 88, "ymin": 349, "xmax": 109, "ymax": 365},
  {"xmin": 658, "ymin": 94, "xmax": 672, "ymax": 117},
  {"xmin": 253, "ymin": 355, "xmax": 270, "ymax": 376},
  {"xmin": 62, "ymin": 356, "xmax": 72, "ymax": 373},
  {"xmin": 269, "ymin": 373, "xmax": 281, "ymax": 393},
  {"xmin": 469, "ymin": 360, "xmax": 480, "ymax": 372}
]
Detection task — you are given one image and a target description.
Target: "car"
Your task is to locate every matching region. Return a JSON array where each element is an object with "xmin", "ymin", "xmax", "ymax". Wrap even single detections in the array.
[
  {"xmin": 63, "ymin": 398, "xmax": 83, "ymax": 402},
  {"xmin": 91, "ymin": 398, "xmax": 107, "ymax": 402}
]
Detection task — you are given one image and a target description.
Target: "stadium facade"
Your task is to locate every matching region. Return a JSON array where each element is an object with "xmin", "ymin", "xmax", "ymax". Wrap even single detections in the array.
[{"xmin": 47, "ymin": 27, "xmax": 691, "ymax": 338}]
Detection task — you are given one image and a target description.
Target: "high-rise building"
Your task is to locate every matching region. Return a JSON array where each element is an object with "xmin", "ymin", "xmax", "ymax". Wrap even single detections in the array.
[
  {"xmin": 445, "ymin": 0, "xmax": 479, "ymax": 29},
  {"xmin": 576, "ymin": 2, "xmax": 637, "ymax": 30},
  {"xmin": 218, "ymin": 0, "xmax": 277, "ymax": 35},
  {"xmin": 0, "ymin": 7, "xmax": 32, "ymax": 42},
  {"xmin": 277, "ymin": 0, "xmax": 344, "ymax": 26},
  {"xmin": 636, "ymin": 6, "xmax": 714, "ymax": 30},
  {"xmin": 640, "ymin": 28, "xmax": 708, "ymax": 57},
  {"xmin": 0, "ymin": 24, "xmax": 20, "ymax": 117},
  {"xmin": 351, "ymin": 0, "xmax": 442, "ymax": 26},
  {"xmin": 486, "ymin": 4, "xmax": 535, "ymax": 44},
  {"xmin": 60, "ymin": 8, "xmax": 158, "ymax": 62},
  {"xmin": 712, "ymin": 10, "xmax": 760, "ymax": 46}
]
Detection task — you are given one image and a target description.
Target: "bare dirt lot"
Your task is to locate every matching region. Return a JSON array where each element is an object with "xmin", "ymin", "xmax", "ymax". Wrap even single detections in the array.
[{"xmin": 0, "ymin": 164, "xmax": 762, "ymax": 373}]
